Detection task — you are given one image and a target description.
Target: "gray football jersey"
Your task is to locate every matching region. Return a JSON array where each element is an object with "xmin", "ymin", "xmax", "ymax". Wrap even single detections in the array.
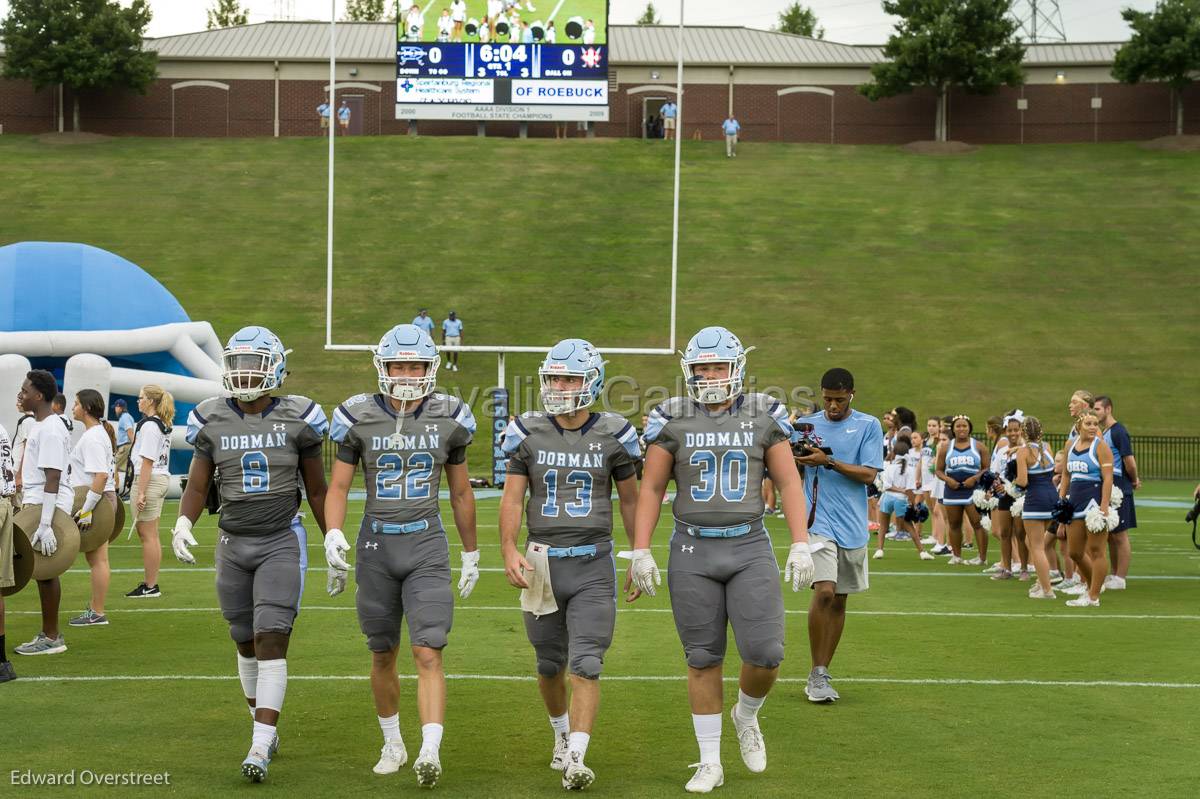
[
  {"xmin": 503, "ymin": 411, "xmax": 641, "ymax": 546},
  {"xmin": 643, "ymin": 393, "xmax": 792, "ymax": 527},
  {"xmin": 331, "ymin": 392, "xmax": 475, "ymax": 524},
  {"xmin": 187, "ymin": 395, "xmax": 328, "ymax": 536}
]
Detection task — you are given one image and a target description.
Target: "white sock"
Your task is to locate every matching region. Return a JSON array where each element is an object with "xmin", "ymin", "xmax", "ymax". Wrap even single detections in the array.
[
  {"xmin": 691, "ymin": 713, "xmax": 722, "ymax": 765},
  {"xmin": 421, "ymin": 723, "xmax": 444, "ymax": 753},
  {"xmin": 734, "ymin": 689, "xmax": 766, "ymax": 725},
  {"xmin": 379, "ymin": 714, "xmax": 401, "ymax": 744},
  {"xmin": 568, "ymin": 731, "xmax": 590, "ymax": 760},
  {"xmin": 255, "ymin": 658, "xmax": 287, "ymax": 713},
  {"xmin": 251, "ymin": 721, "xmax": 276, "ymax": 753},
  {"xmin": 549, "ymin": 712, "xmax": 570, "ymax": 737},
  {"xmin": 237, "ymin": 653, "xmax": 258, "ymax": 707}
]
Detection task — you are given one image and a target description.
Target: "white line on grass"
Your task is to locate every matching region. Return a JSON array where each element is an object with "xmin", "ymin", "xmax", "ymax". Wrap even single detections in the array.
[
  {"xmin": 17, "ymin": 674, "xmax": 1200, "ymax": 689},
  {"xmin": 11, "ymin": 606, "xmax": 1200, "ymax": 621}
]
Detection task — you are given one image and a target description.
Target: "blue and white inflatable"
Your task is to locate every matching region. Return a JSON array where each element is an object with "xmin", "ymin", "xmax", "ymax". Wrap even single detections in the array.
[{"xmin": 0, "ymin": 242, "xmax": 225, "ymax": 495}]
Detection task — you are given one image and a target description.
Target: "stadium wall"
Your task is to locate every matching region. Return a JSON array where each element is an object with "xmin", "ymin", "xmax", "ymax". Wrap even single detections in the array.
[{"xmin": 2, "ymin": 59, "xmax": 1197, "ymax": 143}]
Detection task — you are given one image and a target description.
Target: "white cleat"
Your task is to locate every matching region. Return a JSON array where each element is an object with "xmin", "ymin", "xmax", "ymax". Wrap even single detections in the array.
[
  {"xmin": 1062, "ymin": 582, "xmax": 1089, "ymax": 596},
  {"xmin": 267, "ymin": 732, "xmax": 280, "ymax": 759},
  {"xmin": 965, "ymin": 557, "xmax": 983, "ymax": 566},
  {"xmin": 562, "ymin": 751, "xmax": 595, "ymax": 790},
  {"xmin": 1065, "ymin": 595, "xmax": 1100, "ymax": 608},
  {"xmin": 919, "ymin": 550, "xmax": 935, "ymax": 561},
  {"xmin": 1028, "ymin": 584, "xmax": 1057, "ymax": 600},
  {"xmin": 374, "ymin": 740, "xmax": 408, "ymax": 774},
  {"xmin": 550, "ymin": 733, "xmax": 570, "ymax": 771},
  {"xmin": 873, "ymin": 549, "xmax": 884, "ymax": 560},
  {"xmin": 685, "ymin": 763, "xmax": 724, "ymax": 793},
  {"xmin": 241, "ymin": 747, "xmax": 270, "ymax": 783},
  {"xmin": 947, "ymin": 555, "xmax": 965, "ymax": 565},
  {"xmin": 1104, "ymin": 575, "xmax": 1127, "ymax": 591},
  {"xmin": 730, "ymin": 708, "xmax": 766, "ymax": 773},
  {"xmin": 414, "ymin": 749, "xmax": 442, "ymax": 788}
]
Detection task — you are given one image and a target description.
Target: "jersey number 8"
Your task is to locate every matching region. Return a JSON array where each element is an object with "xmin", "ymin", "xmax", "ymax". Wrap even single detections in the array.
[{"xmin": 242, "ymin": 450, "xmax": 270, "ymax": 494}]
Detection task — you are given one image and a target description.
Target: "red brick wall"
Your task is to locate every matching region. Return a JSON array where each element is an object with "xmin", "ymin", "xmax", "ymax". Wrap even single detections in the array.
[{"xmin": 3, "ymin": 74, "xmax": 1196, "ymax": 143}]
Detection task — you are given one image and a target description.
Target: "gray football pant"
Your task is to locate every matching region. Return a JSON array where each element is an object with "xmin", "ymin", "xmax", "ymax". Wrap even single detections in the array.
[
  {"xmin": 215, "ymin": 519, "xmax": 307, "ymax": 643},
  {"xmin": 523, "ymin": 540, "xmax": 616, "ymax": 680},
  {"xmin": 667, "ymin": 527, "xmax": 784, "ymax": 670}
]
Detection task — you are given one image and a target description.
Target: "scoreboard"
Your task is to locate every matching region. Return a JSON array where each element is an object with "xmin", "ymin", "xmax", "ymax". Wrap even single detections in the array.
[{"xmin": 395, "ymin": 4, "xmax": 610, "ymax": 122}]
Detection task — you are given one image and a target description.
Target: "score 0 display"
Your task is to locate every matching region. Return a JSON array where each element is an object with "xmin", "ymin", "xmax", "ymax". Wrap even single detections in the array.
[{"xmin": 395, "ymin": 2, "xmax": 610, "ymax": 122}]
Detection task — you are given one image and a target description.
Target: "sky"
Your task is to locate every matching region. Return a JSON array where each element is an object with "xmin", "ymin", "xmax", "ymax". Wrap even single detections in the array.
[{"xmin": 0, "ymin": 1, "xmax": 1162, "ymax": 43}]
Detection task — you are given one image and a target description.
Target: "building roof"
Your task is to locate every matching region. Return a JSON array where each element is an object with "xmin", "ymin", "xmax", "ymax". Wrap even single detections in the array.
[{"xmin": 3, "ymin": 22, "xmax": 1124, "ymax": 68}]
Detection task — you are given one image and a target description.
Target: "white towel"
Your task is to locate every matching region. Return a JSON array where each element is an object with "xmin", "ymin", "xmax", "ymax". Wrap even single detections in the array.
[{"xmin": 519, "ymin": 542, "xmax": 558, "ymax": 617}]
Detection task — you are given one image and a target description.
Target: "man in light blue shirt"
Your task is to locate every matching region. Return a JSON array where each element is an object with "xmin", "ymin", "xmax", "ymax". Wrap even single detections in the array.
[
  {"xmin": 721, "ymin": 115, "xmax": 741, "ymax": 158},
  {"xmin": 660, "ymin": 100, "xmax": 677, "ymax": 140},
  {"xmin": 441, "ymin": 311, "xmax": 464, "ymax": 371},
  {"xmin": 317, "ymin": 101, "xmax": 330, "ymax": 132},
  {"xmin": 792, "ymin": 367, "xmax": 883, "ymax": 704},
  {"xmin": 412, "ymin": 309, "xmax": 435, "ymax": 335},
  {"xmin": 113, "ymin": 398, "xmax": 136, "ymax": 494}
]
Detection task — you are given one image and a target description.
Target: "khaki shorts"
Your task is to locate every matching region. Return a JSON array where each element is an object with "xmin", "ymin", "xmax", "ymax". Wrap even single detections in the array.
[
  {"xmin": 445, "ymin": 335, "xmax": 462, "ymax": 347},
  {"xmin": 131, "ymin": 473, "xmax": 170, "ymax": 523},
  {"xmin": 664, "ymin": 117, "xmax": 676, "ymax": 130},
  {"xmin": 1, "ymin": 497, "xmax": 13, "ymax": 588},
  {"xmin": 809, "ymin": 533, "xmax": 869, "ymax": 595},
  {"xmin": 114, "ymin": 442, "xmax": 132, "ymax": 474}
]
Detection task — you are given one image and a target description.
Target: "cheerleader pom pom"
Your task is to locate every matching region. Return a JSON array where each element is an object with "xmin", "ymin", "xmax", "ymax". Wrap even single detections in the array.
[
  {"xmin": 1051, "ymin": 498, "xmax": 1075, "ymax": 524},
  {"xmin": 1106, "ymin": 507, "xmax": 1120, "ymax": 531},
  {"xmin": 979, "ymin": 513, "xmax": 993, "ymax": 532},
  {"xmin": 916, "ymin": 503, "xmax": 930, "ymax": 523},
  {"xmin": 972, "ymin": 488, "xmax": 998, "ymax": 511},
  {"xmin": 1004, "ymin": 479, "xmax": 1021, "ymax": 499},
  {"xmin": 1010, "ymin": 495, "xmax": 1025, "ymax": 518},
  {"xmin": 1085, "ymin": 504, "xmax": 1109, "ymax": 533},
  {"xmin": 978, "ymin": 472, "xmax": 997, "ymax": 491},
  {"xmin": 1109, "ymin": 484, "xmax": 1124, "ymax": 510},
  {"xmin": 1005, "ymin": 460, "xmax": 1018, "ymax": 481}
]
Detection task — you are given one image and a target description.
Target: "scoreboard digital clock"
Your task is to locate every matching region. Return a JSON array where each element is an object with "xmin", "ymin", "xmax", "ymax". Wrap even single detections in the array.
[{"xmin": 394, "ymin": 1, "xmax": 610, "ymax": 123}]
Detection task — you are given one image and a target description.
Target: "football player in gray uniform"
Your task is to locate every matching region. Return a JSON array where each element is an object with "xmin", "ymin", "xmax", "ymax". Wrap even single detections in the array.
[
  {"xmin": 499, "ymin": 339, "xmax": 641, "ymax": 791},
  {"xmin": 172, "ymin": 327, "xmax": 331, "ymax": 783},
  {"xmin": 626, "ymin": 326, "xmax": 816, "ymax": 794},
  {"xmin": 325, "ymin": 323, "xmax": 479, "ymax": 788}
]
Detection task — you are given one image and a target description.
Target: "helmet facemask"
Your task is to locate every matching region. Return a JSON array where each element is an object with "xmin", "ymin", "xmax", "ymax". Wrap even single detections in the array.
[
  {"xmin": 375, "ymin": 354, "xmax": 439, "ymax": 402},
  {"xmin": 681, "ymin": 353, "xmax": 746, "ymax": 404},
  {"xmin": 222, "ymin": 349, "xmax": 284, "ymax": 402},
  {"xmin": 539, "ymin": 365, "xmax": 602, "ymax": 415}
]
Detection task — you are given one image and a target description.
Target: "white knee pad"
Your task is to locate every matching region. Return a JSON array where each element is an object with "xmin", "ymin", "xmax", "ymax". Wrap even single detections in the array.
[{"xmin": 255, "ymin": 658, "xmax": 288, "ymax": 713}]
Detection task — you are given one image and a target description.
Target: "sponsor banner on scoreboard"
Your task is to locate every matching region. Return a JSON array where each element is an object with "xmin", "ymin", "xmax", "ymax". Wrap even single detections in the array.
[
  {"xmin": 511, "ymin": 80, "xmax": 608, "ymax": 105},
  {"xmin": 395, "ymin": 103, "xmax": 610, "ymax": 122},
  {"xmin": 397, "ymin": 77, "xmax": 494, "ymax": 104}
]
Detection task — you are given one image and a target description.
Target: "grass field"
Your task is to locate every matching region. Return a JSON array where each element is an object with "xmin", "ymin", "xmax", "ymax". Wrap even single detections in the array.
[
  {"xmin": 1, "ymin": 135, "xmax": 1198, "ymax": 476},
  {"xmin": 4, "ymin": 482, "xmax": 1198, "ymax": 797}
]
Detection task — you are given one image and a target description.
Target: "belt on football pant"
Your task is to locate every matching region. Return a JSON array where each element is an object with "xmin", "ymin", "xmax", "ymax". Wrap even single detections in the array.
[
  {"xmin": 546, "ymin": 544, "xmax": 598, "ymax": 558},
  {"xmin": 676, "ymin": 518, "xmax": 759, "ymax": 538},
  {"xmin": 371, "ymin": 518, "xmax": 430, "ymax": 535}
]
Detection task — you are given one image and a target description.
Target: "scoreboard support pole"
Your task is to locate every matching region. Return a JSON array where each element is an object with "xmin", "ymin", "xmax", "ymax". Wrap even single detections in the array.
[
  {"xmin": 477, "ymin": 122, "xmax": 486, "ymax": 137},
  {"xmin": 519, "ymin": 123, "xmax": 528, "ymax": 139}
]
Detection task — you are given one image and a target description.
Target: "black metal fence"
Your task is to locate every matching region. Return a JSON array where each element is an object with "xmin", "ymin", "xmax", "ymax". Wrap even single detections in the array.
[{"xmin": 324, "ymin": 434, "xmax": 1200, "ymax": 482}]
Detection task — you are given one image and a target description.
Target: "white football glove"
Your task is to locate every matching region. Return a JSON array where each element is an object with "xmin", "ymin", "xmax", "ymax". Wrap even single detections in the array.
[
  {"xmin": 458, "ymin": 549, "xmax": 481, "ymax": 598},
  {"xmin": 31, "ymin": 523, "xmax": 58, "ymax": 556},
  {"xmin": 784, "ymin": 543, "xmax": 816, "ymax": 591},
  {"xmin": 326, "ymin": 567, "xmax": 347, "ymax": 597},
  {"xmin": 620, "ymin": 548, "xmax": 661, "ymax": 597},
  {"xmin": 324, "ymin": 528, "xmax": 351, "ymax": 570},
  {"xmin": 172, "ymin": 516, "xmax": 198, "ymax": 564}
]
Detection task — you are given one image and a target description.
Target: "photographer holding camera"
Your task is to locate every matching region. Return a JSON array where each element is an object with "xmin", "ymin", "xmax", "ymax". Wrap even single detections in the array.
[
  {"xmin": 792, "ymin": 368, "xmax": 884, "ymax": 704},
  {"xmin": 1188, "ymin": 483, "xmax": 1200, "ymax": 550}
]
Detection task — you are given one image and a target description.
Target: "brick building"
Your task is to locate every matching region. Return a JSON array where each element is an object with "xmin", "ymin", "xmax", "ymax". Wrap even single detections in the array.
[{"xmin": 2, "ymin": 22, "xmax": 1196, "ymax": 143}]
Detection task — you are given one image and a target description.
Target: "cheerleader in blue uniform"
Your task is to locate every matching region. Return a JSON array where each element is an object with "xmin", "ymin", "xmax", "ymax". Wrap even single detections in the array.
[
  {"xmin": 1058, "ymin": 409, "xmax": 1116, "ymax": 607},
  {"xmin": 935, "ymin": 416, "xmax": 990, "ymax": 566},
  {"xmin": 1012, "ymin": 416, "xmax": 1058, "ymax": 598}
]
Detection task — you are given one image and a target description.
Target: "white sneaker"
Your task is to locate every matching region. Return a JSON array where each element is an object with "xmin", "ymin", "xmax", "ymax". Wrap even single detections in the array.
[
  {"xmin": 374, "ymin": 740, "xmax": 408, "ymax": 774},
  {"xmin": 1065, "ymin": 595, "xmax": 1100, "ymax": 607},
  {"xmin": 981, "ymin": 563, "xmax": 1003, "ymax": 574},
  {"xmin": 413, "ymin": 749, "xmax": 441, "ymax": 788},
  {"xmin": 562, "ymin": 751, "xmax": 595, "ymax": 790},
  {"xmin": 947, "ymin": 555, "xmax": 965, "ymax": 565},
  {"xmin": 873, "ymin": 549, "xmax": 884, "ymax": 560},
  {"xmin": 1048, "ymin": 569, "xmax": 1062, "ymax": 581},
  {"xmin": 965, "ymin": 557, "xmax": 983, "ymax": 566},
  {"xmin": 1028, "ymin": 584, "xmax": 1057, "ymax": 599},
  {"xmin": 685, "ymin": 763, "xmax": 724, "ymax": 793},
  {"xmin": 1057, "ymin": 576, "xmax": 1080, "ymax": 590},
  {"xmin": 1104, "ymin": 575, "xmax": 1127, "ymax": 590},
  {"xmin": 550, "ymin": 732, "xmax": 570, "ymax": 771},
  {"xmin": 730, "ymin": 707, "xmax": 766, "ymax": 773},
  {"xmin": 919, "ymin": 550, "xmax": 935, "ymax": 561},
  {"xmin": 1063, "ymin": 582, "xmax": 1089, "ymax": 596},
  {"xmin": 920, "ymin": 536, "xmax": 936, "ymax": 545}
]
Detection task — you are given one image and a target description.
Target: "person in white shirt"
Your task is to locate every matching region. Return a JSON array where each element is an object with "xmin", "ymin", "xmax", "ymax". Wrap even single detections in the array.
[
  {"xmin": 436, "ymin": 9, "xmax": 453, "ymax": 42},
  {"xmin": 874, "ymin": 436, "xmax": 934, "ymax": 561},
  {"xmin": 545, "ymin": 20, "xmax": 556, "ymax": 43},
  {"xmin": 126, "ymin": 384, "xmax": 175, "ymax": 599},
  {"xmin": 10, "ymin": 405, "xmax": 34, "ymax": 502},
  {"xmin": 582, "ymin": 18, "xmax": 595, "ymax": 45},
  {"xmin": 450, "ymin": 0, "xmax": 467, "ymax": 41},
  {"xmin": 12, "ymin": 370, "xmax": 74, "ymax": 657},
  {"xmin": 405, "ymin": 4, "xmax": 424, "ymax": 40},
  {"xmin": 486, "ymin": 0, "xmax": 503, "ymax": 36},
  {"xmin": 0, "ymin": 419, "xmax": 17, "ymax": 679},
  {"xmin": 68, "ymin": 389, "xmax": 119, "ymax": 627}
]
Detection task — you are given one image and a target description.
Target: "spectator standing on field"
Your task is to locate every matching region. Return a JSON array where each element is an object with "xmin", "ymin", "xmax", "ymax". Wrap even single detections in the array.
[
  {"xmin": 317, "ymin": 100, "xmax": 330, "ymax": 132},
  {"xmin": 660, "ymin": 100, "xmax": 677, "ymax": 140},
  {"xmin": 337, "ymin": 100, "xmax": 351, "ymax": 136},
  {"xmin": 442, "ymin": 311, "xmax": 464, "ymax": 372},
  {"xmin": 722, "ymin": 115, "xmax": 741, "ymax": 158},
  {"xmin": 412, "ymin": 309, "xmax": 435, "ymax": 335},
  {"xmin": 113, "ymin": 398, "xmax": 135, "ymax": 496}
]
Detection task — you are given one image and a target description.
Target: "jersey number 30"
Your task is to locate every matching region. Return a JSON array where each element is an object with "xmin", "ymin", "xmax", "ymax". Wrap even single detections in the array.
[{"xmin": 689, "ymin": 449, "xmax": 748, "ymax": 502}]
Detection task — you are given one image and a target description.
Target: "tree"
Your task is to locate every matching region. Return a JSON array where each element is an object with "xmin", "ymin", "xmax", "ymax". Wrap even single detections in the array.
[
  {"xmin": 858, "ymin": 0, "xmax": 1025, "ymax": 142},
  {"xmin": 636, "ymin": 3, "xmax": 661, "ymax": 25},
  {"xmin": 206, "ymin": 0, "xmax": 248, "ymax": 30},
  {"xmin": 0, "ymin": 0, "xmax": 157, "ymax": 133},
  {"xmin": 346, "ymin": 0, "xmax": 388, "ymax": 22},
  {"xmin": 774, "ymin": 3, "xmax": 824, "ymax": 39},
  {"xmin": 1112, "ymin": 0, "xmax": 1200, "ymax": 136}
]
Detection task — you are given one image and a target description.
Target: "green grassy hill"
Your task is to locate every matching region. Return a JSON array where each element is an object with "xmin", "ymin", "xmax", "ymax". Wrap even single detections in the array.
[{"xmin": 3, "ymin": 135, "xmax": 1197, "ymax": 472}]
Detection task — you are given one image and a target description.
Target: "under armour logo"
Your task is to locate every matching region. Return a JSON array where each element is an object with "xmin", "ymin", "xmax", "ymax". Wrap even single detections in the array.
[
  {"xmin": 425, "ymin": 424, "xmax": 438, "ymax": 432},
  {"xmin": 364, "ymin": 541, "xmax": 379, "ymax": 550},
  {"xmin": 273, "ymin": 423, "xmax": 286, "ymax": 431},
  {"xmin": 220, "ymin": 535, "xmax": 230, "ymax": 544},
  {"xmin": 681, "ymin": 544, "xmax": 694, "ymax": 553},
  {"xmin": 589, "ymin": 443, "xmax": 602, "ymax": 451},
  {"xmin": 740, "ymin": 422, "xmax": 753, "ymax": 429}
]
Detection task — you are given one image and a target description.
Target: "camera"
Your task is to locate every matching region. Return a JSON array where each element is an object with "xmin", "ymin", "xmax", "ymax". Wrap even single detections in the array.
[
  {"xmin": 791, "ymin": 422, "xmax": 833, "ymax": 459},
  {"xmin": 1186, "ymin": 498, "xmax": 1200, "ymax": 525}
]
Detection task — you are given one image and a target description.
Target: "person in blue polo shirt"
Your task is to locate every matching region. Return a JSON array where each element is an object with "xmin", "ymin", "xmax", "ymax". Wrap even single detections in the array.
[
  {"xmin": 442, "ymin": 311, "xmax": 464, "ymax": 372},
  {"xmin": 722, "ymin": 115, "xmax": 741, "ymax": 158},
  {"xmin": 792, "ymin": 368, "xmax": 884, "ymax": 704},
  {"xmin": 660, "ymin": 100, "xmax": 677, "ymax": 140},
  {"xmin": 412, "ymin": 309, "xmax": 435, "ymax": 335},
  {"xmin": 113, "ymin": 398, "xmax": 136, "ymax": 495}
]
